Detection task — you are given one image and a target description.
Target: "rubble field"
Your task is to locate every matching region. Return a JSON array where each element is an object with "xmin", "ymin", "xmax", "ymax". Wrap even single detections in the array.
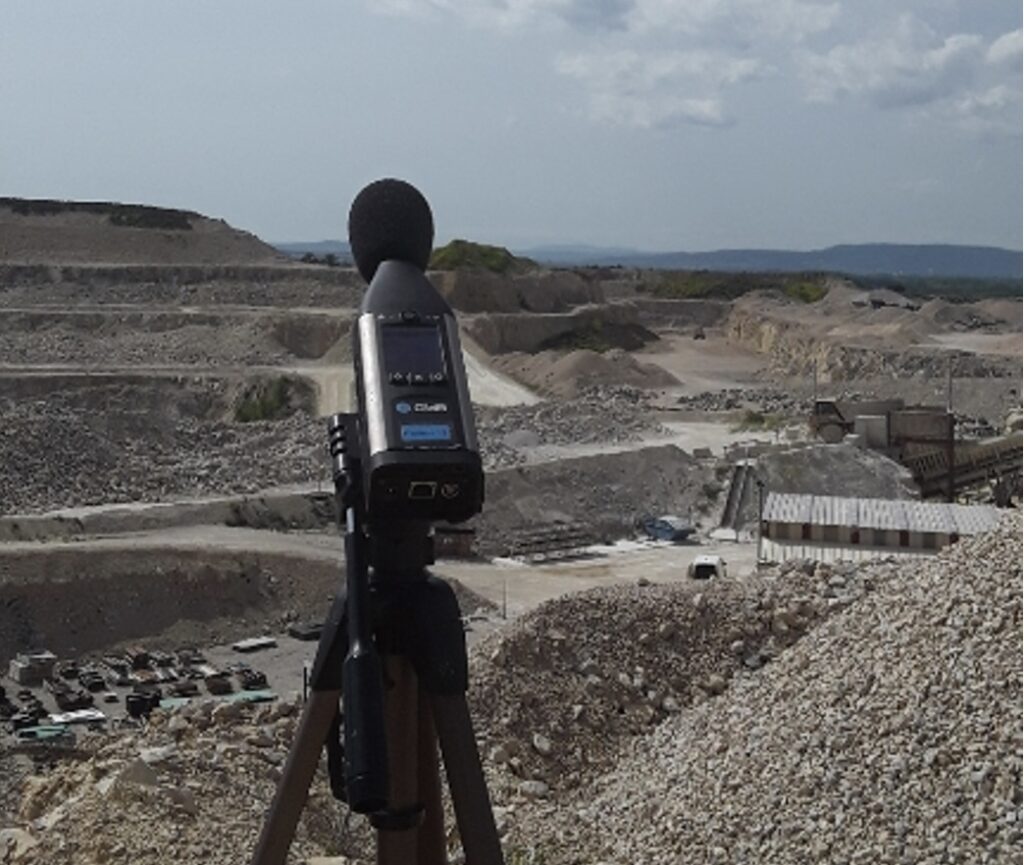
[
  {"xmin": 1, "ymin": 218, "xmax": 1021, "ymax": 865},
  {"xmin": 0, "ymin": 517, "xmax": 1017, "ymax": 865}
]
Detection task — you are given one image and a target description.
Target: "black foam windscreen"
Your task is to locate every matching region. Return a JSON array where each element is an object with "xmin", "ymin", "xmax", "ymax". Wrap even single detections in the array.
[{"xmin": 347, "ymin": 179, "xmax": 434, "ymax": 282}]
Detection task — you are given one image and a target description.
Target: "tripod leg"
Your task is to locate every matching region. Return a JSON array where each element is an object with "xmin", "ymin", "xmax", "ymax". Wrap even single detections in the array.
[
  {"xmin": 416, "ymin": 688, "xmax": 446, "ymax": 864},
  {"xmin": 377, "ymin": 655, "xmax": 424, "ymax": 865},
  {"xmin": 250, "ymin": 688, "xmax": 340, "ymax": 865},
  {"xmin": 431, "ymin": 693, "xmax": 505, "ymax": 865}
]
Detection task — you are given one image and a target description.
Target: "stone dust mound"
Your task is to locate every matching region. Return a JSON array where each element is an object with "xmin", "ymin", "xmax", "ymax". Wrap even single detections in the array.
[
  {"xmin": 468, "ymin": 562, "xmax": 873, "ymax": 801},
  {"xmin": 513, "ymin": 516, "xmax": 1023, "ymax": 864},
  {"xmin": 475, "ymin": 385, "xmax": 667, "ymax": 468},
  {"xmin": 2, "ymin": 522, "xmax": 1019, "ymax": 864},
  {"xmin": 493, "ymin": 348, "xmax": 678, "ymax": 398}
]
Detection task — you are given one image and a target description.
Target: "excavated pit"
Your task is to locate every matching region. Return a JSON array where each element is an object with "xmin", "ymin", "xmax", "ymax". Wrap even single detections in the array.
[{"xmin": 0, "ymin": 546, "xmax": 339, "ymax": 666}]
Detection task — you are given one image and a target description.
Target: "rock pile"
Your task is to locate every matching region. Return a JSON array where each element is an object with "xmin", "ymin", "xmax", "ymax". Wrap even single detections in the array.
[
  {"xmin": 4, "ymin": 698, "xmax": 365, "ymax": 865},
  {"xmin": 468, "ymin": 560, "xmax": 873, "ymax": 804},
  {"xmin": 471, "ymin": 444, "xmax": 713, "ymax": 556},
  {"xmin": 674, "ymin": 388, "xmax": 811, "ymax": 416},
  {"xmin": 475, "ymin": 386, "xmax": 665, "ymax": 469},
  {"xmin": 0, "ymin": 313, "xmax": 299, "ymax": 368},
  {"xmin": 2, "ymin": 521, "xmax": 1019, "ymax": 863},
  {"xmin": 499, "ymin": 517, "xmax": 1023, "ymax": 863},
  {"xmin": 0, "ymin": 389, "xmax": 325, "ymax": 515}
]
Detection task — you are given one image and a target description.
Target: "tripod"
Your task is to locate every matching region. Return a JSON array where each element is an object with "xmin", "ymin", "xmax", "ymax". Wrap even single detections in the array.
[{"xmin": 250, "ymin": 414, "xmax": 504, "ymax": 865}]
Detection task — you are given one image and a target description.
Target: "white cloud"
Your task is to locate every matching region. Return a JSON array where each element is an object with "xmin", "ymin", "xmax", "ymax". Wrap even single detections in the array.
[
  {"xmin": 372, "ymin": 0, "xmax": 839, "ymax": 38},
  {"xmin": 372, "ymin": 0, "xmax": 631, "ymax": 30},
  {"xmin": 800, "ymin": 17, "xmax": 1022, "ymax": 135},
  {"xmin": 802, "ymin": 16, "xmax": 984, "ymax": 107},
  {"xmin": 369, "ymin": 1, "xmax": 1021, "ymax": 136},
  {"xmin": 557, "ymin": 49, "xmax": 762, "ymax": 128},
  {"xmin": 951, "ymin": 84, "xmax": 1022, "ymax": 136},
  {"xmin": 626, "ymin": 0, "xmax": 839, "ymax": 42},
  {"xmin": 986, "ymin": 29, "xmax": 1022, "ymax": 66}
]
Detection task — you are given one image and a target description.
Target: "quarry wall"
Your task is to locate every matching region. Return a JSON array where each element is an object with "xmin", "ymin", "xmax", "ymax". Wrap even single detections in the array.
[
  {"xmin": 464, "ymin": 302, "xmax": 653, "ymax": 355},
  {"xmin": 726, "ymin": 304, "xmax": 1018, "ymax": 381},
  {"xmin": 436, "ymin": 269, "xmax": 603, "ymax": 313},
  {"xmin": 0, "ymin": 547, "xmax": 339, "ymax": 666}
]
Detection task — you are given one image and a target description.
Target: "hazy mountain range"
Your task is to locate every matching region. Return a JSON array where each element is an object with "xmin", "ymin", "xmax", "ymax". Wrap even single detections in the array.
[{"xmin": 274, "ymin": 240, "xmax": 1022, "ymax": 280}]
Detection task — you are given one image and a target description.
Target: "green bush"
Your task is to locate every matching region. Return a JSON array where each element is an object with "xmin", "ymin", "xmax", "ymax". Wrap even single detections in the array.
[
  {"xmin": 234, "ymin": 377, "xmax": 294, "ymax": 422},
  {"xmin": 783, "ymin": 280, "xmax": 827, "ymax": 303},
  {"xmin": 640, "ymin": 270, "xmax": 828, "ymax": 303},
  {"xmin": 0, "ymin": 197, "xmax": 194, "ymax": 230},
  {"xmin": 429, "ymin": 239, "xmax": 535, "ymax": 274}
]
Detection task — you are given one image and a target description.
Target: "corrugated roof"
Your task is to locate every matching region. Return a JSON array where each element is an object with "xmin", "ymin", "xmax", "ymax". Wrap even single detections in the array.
[
  {"xmin": 858, "ymin": 498, "xmax": 908, "ymax": 531},
  {"xmin": 763, "ymin": 492, "xmax": 811, "ymax": 524},
  {"xmin": 763, "ymin": 493, "xmax": 1000, "ymax": 535},
  {"xmin": 951, "ymin": 504, "xmax": 1002, "ymax": 535}
]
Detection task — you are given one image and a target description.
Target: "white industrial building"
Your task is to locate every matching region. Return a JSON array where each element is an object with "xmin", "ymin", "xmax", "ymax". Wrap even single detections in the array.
[{"xmin": 760, "ymin": 492, "xmax": 1002, "ymax": 564}]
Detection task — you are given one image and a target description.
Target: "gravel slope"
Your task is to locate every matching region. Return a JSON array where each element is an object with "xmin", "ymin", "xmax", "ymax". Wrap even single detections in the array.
[
  {"xmin": 1, "ymin": 519, "xmax": 1019, "ymax": 864},
  {"xmin": 501, "ymin": 516, "xmax": 1022, "ymax": 864}
]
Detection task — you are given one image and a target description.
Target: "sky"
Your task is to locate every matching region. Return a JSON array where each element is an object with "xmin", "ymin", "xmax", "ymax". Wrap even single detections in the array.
[{"xmin": 1, "ymin": 1, "xmax": 1021, "ymax": 252}]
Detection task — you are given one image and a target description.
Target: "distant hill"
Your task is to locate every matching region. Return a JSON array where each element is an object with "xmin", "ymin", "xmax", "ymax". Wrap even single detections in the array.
[
  {"xmin": 519, "ymin": 242, "xmax": 1023, "ymax": 280},
  {"xmin": 0, "ymin": 198, "xmax": 285, "ymax": 266}
]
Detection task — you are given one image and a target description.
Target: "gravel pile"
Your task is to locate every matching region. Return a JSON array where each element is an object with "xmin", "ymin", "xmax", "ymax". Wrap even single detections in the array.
[
  {"xmin": 469, "ymin": 560, "xmax": 874, "ymax": 801},
  {"xmin": 0, "ymin": 389, "xmax": 325, "ymax": 515},
  {"xmin": 766, "ymin": 342, "xmax": 1018, "ymax": 382},
  {"xmin": 0, "ymin": 314, "xmax": 294, "ymax": 368},
  {"xmin": 0, "ymin": 266, "xmax": 363, "ymax": 309},
  {"xmin": 471, "ymin": 444, "xmax": 714, "ymax": 556},
  {"xmin": 476, "ymin": 386, "xmax": 666, "ymax": 469},
  {"xmin": 3, "ymin": 698, "xmax": 367, "ymax": 865},
  {"xmin": 2, "ymin": 522, "xmax": 1018, "ymax": 864},
  {"xmin": 674, "ymin": 388, "xmax": 811, "ymax": 415},
  {"xmin": 500, "ymin": 516, "xmax": 1023, "ymax": 864}
]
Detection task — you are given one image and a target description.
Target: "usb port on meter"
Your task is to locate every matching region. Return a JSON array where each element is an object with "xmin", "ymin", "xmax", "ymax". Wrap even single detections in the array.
[{"xmin": 408, "ymin": 481, "xmax": 437, "ymax": 500}]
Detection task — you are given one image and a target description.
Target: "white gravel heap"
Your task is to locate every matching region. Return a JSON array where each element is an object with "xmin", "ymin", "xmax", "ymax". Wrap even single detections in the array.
[
  {"xmin": 512, "ymin": 515, "xmax": 1022, "ymax": 864},
  {"xmin": 3, "ymin": 519, "xmax": 1019, "ymax": 865},
  {"xmin": 6, "ymin": 697, "xmax": 369, "ymax": 865},
  {"xmin": 475, "ymin": 385, "xmax": 665, "ymax": 469}
]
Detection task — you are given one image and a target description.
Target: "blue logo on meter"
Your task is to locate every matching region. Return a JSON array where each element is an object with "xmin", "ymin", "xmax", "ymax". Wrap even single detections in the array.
[
  {"xmin": 401, "ymin": 424, "xmax": 452, "ymax": 443},
  {"xmin": 395, "ymin": 402, "xmax": 412, "ymax": 415}
]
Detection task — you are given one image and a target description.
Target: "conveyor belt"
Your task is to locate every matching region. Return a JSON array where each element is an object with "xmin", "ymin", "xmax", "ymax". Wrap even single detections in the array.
[{"xmin": 905, "ymin": 432, "xmax": 1023, "ymax": 498}]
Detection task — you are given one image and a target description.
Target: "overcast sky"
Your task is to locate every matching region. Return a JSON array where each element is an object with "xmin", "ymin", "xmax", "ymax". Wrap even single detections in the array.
[{"xmin": 1, "ymin": 1, "xmax": 1021, "ymax": 251}]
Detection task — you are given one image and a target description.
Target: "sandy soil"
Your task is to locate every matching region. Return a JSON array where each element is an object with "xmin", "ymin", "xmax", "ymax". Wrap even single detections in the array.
[
  {"xmin": 520, "ymin": 419, "xmax": 784, "ymax": 464},
  {"xmin": 637, "ymin": 332, "xmax": 767, "ymax": 394},
  {"xmin": 920, "ymin": 332, "xmax": 1023, "ymax": 356}
]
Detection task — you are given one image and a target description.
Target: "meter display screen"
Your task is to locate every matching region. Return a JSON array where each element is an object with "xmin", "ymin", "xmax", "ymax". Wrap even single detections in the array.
[{"xmin": 382, "ymin": 325, "xmax": 444, "ymax": 375}]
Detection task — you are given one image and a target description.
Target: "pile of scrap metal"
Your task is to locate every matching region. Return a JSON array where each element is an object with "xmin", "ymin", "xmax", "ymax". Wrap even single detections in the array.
[{"xmin": 3, "ymin": 642, "xmax": 278, "ymax": 732}]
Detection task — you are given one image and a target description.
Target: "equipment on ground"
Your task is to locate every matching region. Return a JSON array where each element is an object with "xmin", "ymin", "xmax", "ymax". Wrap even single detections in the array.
[
  {"xmin": 251, "ymin": 180, "xmax": 503, "ymax": 865},
  {"xmin": 688, "ymin": 554, "xmax": 727, "ymax": 580},
  {"xmin": 641, "ymin": 514, "xmax": 696, "ymax": 543}
]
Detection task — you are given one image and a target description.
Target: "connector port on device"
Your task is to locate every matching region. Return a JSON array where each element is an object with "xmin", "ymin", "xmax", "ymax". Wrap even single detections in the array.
[{"xmin": 408, "ymin": 481, "xmax": 437, "ymax": 500}]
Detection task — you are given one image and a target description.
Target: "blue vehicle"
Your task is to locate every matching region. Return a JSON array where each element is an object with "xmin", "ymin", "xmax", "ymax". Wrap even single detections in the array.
[{"xmin": 640, "ymin": 514, "xmax": 696, "ymax": 543}]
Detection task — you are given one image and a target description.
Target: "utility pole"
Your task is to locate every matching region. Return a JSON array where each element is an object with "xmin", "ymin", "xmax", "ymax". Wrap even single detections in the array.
[
  {"xmin": 946, "ymin": 355, "xmax": 953, "ymax": 413},
  {"xmin": 946, "ymin": 356, "xmax": 956, "ymax": 503}
]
